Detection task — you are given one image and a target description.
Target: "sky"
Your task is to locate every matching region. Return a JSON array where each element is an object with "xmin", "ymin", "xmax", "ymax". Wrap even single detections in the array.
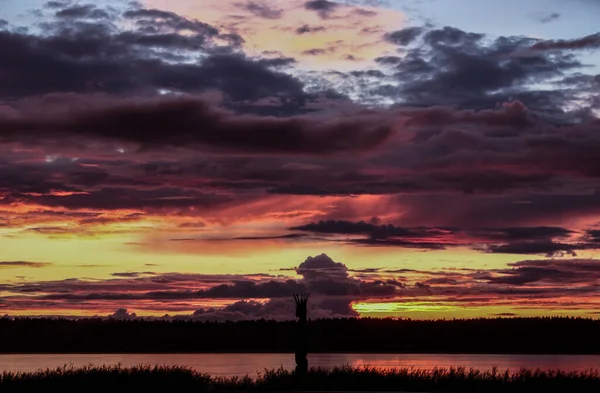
[{"xmin": 0, "ymin": 0, "xmax": 599, "ymax": 321}]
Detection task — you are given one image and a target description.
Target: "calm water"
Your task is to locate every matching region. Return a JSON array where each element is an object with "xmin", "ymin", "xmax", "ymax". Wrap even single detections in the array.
[{"xmin": 2, "ymin": 353, "xmax": 600, "ymax": 376}]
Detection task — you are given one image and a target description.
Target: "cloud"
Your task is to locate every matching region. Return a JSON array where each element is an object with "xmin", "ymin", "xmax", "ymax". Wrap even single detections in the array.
[
  {"xmin": 483, "ymin": 240, "xmax": 581, "ymax": 257},
  {"xmin": 531, "ymin": 33, "xmax": 600, "ymax": 51},
  {"xmin": 2, "ymin": 98, "xmax": 600, "ymax": 229},
  {"xmin": 373, "ymin": 26, "xmax": 591, "ymax": 112},
  {"xmin": 468, "ymin": 227, "xmax": 574, "ymax": 241},
  {"xmin": 238, "ymin": 2, "xmax": 284, "ymax": 19},
  {"xmin": 0, "ymin": 5, "xmax": 305, "ymax": 104},
  {"xmin": 0, "ymin": 261, "xmax": 52, "ymax": 269},
  {"xmin": 54, "ymin": 5, "xmax": 113, "ymax": 20},
  {"xmin": 489, "ymin": 259, "xmax": 600, "ymax": 285},
  {"xmin": 191, "ymin": 296, "xmax": 356, "ymax": 321},
  {"xmin": 108, "ymin": 308, "xmax": 138, "ymax": 320},
  {"xmin": 121, "ymin": 8, "xmax": 220, "ymax": 36},
  {"xmin": 5, "ymin": 255, "xmax": 600, "ymax": 317},
  {"xmin": 290, "ymin": 220, "xmax": 586, "ymax": 252},
  {"xmin": 533, "ymin": 12, "xmax": 561, "ymax": 24},
  {"xmin": 110, "ymin": 272, "xmax": 156, "ymax": 278},
  {"xmin": 0, "ymin": 95, "xmax": 394, "ymax": 155},
  {"xmin": 302, "ymin": 48, "xmax": 328, "ymax": 56},
  {"xmin": 296, "ymin": 25, "xmax": 326, "ymax": 35},
  {"xmin": 384, "ymin": 27, "xmax": 424, "ymax": 45},
  {"xmin": 291, "ymin": 220, "xmax": 444, "ymax": 239},
  {"xmin": 304, "ymin": 0, "xmax": 341, "ymax": 19},
  {"xmin": 0, "ymin": 254, "xmax": 398, "ymax": 318}
]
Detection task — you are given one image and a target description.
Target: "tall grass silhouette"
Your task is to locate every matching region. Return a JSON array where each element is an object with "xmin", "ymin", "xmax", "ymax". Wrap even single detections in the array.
[{"xmin": 3, "ymin": 365, "xmax": 600, "ymax": 392}]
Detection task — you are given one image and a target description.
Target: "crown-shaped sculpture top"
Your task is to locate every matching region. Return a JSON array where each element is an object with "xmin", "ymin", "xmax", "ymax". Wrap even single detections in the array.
[{"xmin": 294, "ymin": 293, "xmax": 309, "ymax": 320}]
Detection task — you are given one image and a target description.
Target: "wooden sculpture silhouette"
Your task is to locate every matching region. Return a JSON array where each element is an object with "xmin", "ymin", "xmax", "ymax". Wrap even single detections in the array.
[{"xmin": 294, "ymin": 293, "xmax": 309, "ymax": 374}]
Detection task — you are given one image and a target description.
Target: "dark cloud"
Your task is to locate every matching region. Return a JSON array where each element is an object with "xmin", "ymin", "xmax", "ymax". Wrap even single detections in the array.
[
  {"xmin": 302, "ymin": 48, "xmax": 328, "ymax": 56},
  {"xmin": 110, "ymin": 272, "xmax": 156, "ymax": 278},
  {"xmin": 531, "ymin": 32, "xmax": 600, "ymax": 51},
  {"xmin": 304, "ymin": 0, "xmax": 340, "ymax": 19},
  {"xmin": 0, "ymin": 95, "xmax": 394, "ymax": 155},
  {"xmin": 375, "ymin": 56, "xmax": 401, "ymax": 65},
  {"xmin": 122, "ymin": 8, "xmax": 220, "ymax": 36},
  {"xmin": 2, "ymin": 98, "xmax": 600, "ymax": 222},
  {"xmin": 178, "ymin": 222, "xmax": 207, "ymax": 229},
  {"xmin": 296, "ymin": 25, "xmax": 326, "ymax": 35},
  {"xmin": 350, "ymin": 70, "xmax": 385, "ymax": 78},
  {"xmin": 376, "ymin": 26, "xmax": 589, "ymax": 112},
  {"xmin": 291, "ymin": 220, "xmax": 585, "ymax": 252},
  {"xmin": 291, "ymin": 220, "xmax": 445, "ymax": 240},
  {"xmin": 483, "ymin": 240, "xmax": 581, "ymax": 257},
  {"xmin": 197, "ymin": 279, "xmax": 306, "ymax": 298},
  {"xmin": 489, "ymin": 259, "xmax": 600, "ymax": 285},
  {"xmin": 353, "ymin": 8, "xmax": 377, "ymax": 17},
  {"xmin": 191, "ymin": 297, "xmax": 355, "ymax": 321},
  {"xmin": 469, "ymin": 227, "xmax": 574, "ymax": 241},
  {"xmin": 384, "ymin": 27, "xmax": 424, "ymax": 46},
  {"xmin": 238, "ymin": 2, "xmax": 284, "ymax": 19},
  {"xmin": 11, "ymin": 187, "xmax": 230, "ymax": 211},
  {"xmin": 534, "ymin": 12, "xmax": 561, "ymax": 24},
  {"xmin": 0, "ymin": 261, "xmax": 52, "ymax": 269},
  {"xmin": 108, "ymin": 308, "xmax": 138, "ymax": 320},
  {"xmin": 585, "ymin": 229, "xmax": 600, "ymax": 243},
  {"xmin": 55, "ymin": 5, "xmax": 112, "ymax": 20},
  {"xmin": 423, "ymin": 27, "xmax": 484, "ymax": 46},
  {"xmin": 45, "ymin": 0, "xmax": 71, "ymax": 8},
  {"xmin": 257, "ymin": 56, "xmax": 297, "ymax": 67},
  {"xmin": 0, "ymin": 6, "xmax": 309, "ymax": 105},
  {"xmin": 293, "ymin": 254, "xmax": 400, "ymax": 297}
]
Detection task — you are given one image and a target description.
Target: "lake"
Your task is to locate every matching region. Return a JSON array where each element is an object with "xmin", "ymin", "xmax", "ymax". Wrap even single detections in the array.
[{"xmin": 3, "ymin": 353, "xmax": 600, "ymax": 376}]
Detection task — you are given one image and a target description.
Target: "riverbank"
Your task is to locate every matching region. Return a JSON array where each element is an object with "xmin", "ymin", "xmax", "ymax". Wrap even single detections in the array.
[{"xmin": 2, "ymin": 365, "xmax": 600, "ymax": 392}]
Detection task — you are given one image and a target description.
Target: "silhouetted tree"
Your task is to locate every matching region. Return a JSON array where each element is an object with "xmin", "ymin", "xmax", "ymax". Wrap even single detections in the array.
[
  {"xmin": 2, "ymin": 316, "xmax": 600, "ymax": 354},
  {"xmin": 294, "ymin": 293, "xmax": 309, "ymax": 374}
]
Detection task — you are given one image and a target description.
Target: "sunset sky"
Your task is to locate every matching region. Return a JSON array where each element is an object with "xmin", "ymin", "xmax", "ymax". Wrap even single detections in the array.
[{"xmin": 1, "ymin": 0, "xmax": 600, "ymax": 320}]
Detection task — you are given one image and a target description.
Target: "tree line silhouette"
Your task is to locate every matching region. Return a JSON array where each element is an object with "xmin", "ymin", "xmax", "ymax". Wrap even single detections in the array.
[{"xmin": 1, "ymin": 316, "xmax": 599, "ymax": 354}]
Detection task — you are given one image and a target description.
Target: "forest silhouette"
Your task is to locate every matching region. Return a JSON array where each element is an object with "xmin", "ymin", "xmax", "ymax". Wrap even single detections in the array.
[{"xmin": 2, "ymin": 316, "xmax": 599, "ymax": 354}]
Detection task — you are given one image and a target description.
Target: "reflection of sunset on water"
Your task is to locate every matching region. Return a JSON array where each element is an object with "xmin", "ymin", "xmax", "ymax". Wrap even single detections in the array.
[
  {"xmin": 344, "ymin": 354, "xmax": 600, "ymax": 373},
  {"xmin": 4, "ymin": 353, "xmax": 600, "ymax": 375}
]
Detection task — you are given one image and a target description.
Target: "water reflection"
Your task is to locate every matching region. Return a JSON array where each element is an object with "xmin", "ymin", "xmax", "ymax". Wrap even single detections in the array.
[{"xmin": 2, "ymin": 353, "xmax": 600, "ymax": 376}]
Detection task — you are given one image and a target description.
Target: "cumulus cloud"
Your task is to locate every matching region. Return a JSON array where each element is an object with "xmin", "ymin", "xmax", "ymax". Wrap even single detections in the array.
[{"xmin": 108, "ymin": 308, "xmax": 138, "ymax": 320}]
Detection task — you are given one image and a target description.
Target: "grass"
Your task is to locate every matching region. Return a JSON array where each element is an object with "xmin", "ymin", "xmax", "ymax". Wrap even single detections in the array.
[{"xmin": 2, "ymin": 364, "xmax": 600, "ymax": 392}]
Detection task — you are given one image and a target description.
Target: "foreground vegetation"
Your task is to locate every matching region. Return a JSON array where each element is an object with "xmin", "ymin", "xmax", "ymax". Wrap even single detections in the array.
[
  {"xmin": 3, "ymin": 316, "xmax": 600, "ymax": 353},
  {"xmin": 2, "ymin": 365, "xmax": 600, "ymax": 392}
]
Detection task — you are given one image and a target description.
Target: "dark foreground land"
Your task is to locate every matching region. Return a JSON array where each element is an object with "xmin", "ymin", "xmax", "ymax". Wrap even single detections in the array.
[
  {"xmin": 2, "ymin": 316, "xmax": 600, "ymax": 354},
  {"xmin": 2, "ymin": 365, "xmax": 600, "ymax": 392}
]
